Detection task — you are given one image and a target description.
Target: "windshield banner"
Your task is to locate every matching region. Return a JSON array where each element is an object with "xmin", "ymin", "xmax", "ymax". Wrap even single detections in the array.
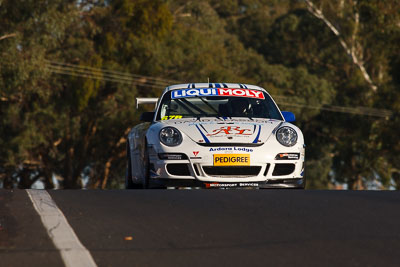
[{"xmin": 171, "ymin": 88, "xmax": 265, "ymax": 99}]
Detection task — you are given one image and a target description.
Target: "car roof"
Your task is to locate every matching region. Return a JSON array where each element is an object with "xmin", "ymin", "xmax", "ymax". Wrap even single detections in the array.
[{"xmin": 164, "ymin": 83, "xmax": 267, "ymax": 92}]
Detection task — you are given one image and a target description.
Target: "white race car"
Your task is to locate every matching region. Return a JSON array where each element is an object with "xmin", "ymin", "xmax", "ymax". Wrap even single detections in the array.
[{"xmin": 126, "ymin": 83, "xmax": 305, "ymax": 189}]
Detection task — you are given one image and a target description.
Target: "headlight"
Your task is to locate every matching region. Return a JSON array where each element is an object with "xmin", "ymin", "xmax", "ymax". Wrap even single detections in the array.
[
  {"xmin": 276, "ymin": 126, "xmax": 297, "ymax": 147},
  {"xmin": 159, "ymin": 127, "xmax": 182, "ymax": 146}
]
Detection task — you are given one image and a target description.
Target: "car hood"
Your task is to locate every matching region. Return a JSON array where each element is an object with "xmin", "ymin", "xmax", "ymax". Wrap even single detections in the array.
[{"xmin": 160, "ymin": 117, "xmax": 282, "ymax": 145}]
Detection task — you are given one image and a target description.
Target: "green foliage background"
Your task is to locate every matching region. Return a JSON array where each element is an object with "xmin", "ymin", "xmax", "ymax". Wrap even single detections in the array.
[{"xmin": 1, "ymin": 0, "xmax": 399, "ymax": 189}]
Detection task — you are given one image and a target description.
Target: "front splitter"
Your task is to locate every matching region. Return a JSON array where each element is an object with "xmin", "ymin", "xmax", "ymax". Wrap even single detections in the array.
[{"xmin": 148, "ymin": 178, "xmax": 305, "ymax": 189}]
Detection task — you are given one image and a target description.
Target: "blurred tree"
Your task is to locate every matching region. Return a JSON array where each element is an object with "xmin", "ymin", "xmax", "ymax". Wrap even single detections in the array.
[
  {"xmin": 0, "ymin": 0, "xmax": 175, "ymax": 188},
  {"xmin": 0, "ymin": 0, "xmax": 81, "ymax": 188},
  {"xmin": 265, "ymin": 0, "xmax": 400, "ymax": 189}
]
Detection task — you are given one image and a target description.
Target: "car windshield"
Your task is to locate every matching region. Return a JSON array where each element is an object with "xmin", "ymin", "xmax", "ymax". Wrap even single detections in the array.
[{"xmin": 156, "ymin": 88, "xmax": 283, "ymax": 121}]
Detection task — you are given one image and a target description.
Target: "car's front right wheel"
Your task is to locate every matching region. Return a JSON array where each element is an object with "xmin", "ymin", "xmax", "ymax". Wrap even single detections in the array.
[
  {"xmin": 125, "ymin": 142, "xmax": 141, "ymax": 189},
  {"xmin": 142, "ymin": 146, "xmax": 150, "ymax": 189}
]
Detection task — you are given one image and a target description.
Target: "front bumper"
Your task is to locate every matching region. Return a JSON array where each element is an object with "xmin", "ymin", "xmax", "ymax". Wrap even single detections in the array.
[{"xmin": 147, "ymin": 143, "xmax": 305, "ymax": 187}]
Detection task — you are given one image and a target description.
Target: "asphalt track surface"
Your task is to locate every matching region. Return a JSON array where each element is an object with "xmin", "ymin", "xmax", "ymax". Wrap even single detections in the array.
[{"xmin": 1, "ymin": 189, "xmax": 400, "ymax": 267}]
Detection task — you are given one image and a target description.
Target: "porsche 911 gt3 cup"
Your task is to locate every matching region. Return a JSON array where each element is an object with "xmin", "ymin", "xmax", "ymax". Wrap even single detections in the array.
[{"xmin": 126, "ymin": 83, "xmax": 305, "ymax": 189}]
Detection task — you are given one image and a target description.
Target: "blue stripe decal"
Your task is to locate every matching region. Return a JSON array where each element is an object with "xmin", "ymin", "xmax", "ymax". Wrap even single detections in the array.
[
  {"xmin": 214, "ymin": 83, "xmax": 221, "ymax": 88},
  {"xmin": 222, "ymin": 83, "xmax": 228, "ymax": 88},
  {"xmin": 239, "ymin": 84, "xmax": 243, "ymax": 88},
  {"xmin": 195, "ymin": 125, "xmax": 210, "ymax": 143},
  {"xmin": 243, "ymin": 84, "xmax": 248, "ymax": 89},
  {"xmin": 209, "ymin": 83, "xmax": 213, "ymax": 88},
  {"xmin": 252, "ymin": 125, "xmax": 261, "ymax": 143},
  {"xmin": 187, "ymin": 84, "xmax": 191, "ymax": 88}
]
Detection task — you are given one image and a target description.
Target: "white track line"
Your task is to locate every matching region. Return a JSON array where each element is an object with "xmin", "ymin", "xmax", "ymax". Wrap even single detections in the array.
[{"xmin": 27, "ymin": 189, "xmax": 97, "ymax": 267}]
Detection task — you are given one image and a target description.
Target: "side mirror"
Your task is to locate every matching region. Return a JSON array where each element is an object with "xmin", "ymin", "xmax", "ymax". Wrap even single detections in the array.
[
  {"xmin": 282, "ymin": 111, "xmax": 295, "ymax": 122},
  {"xmin": 140, "ymin": 112, "xmax": 155, "ymax": 122}
]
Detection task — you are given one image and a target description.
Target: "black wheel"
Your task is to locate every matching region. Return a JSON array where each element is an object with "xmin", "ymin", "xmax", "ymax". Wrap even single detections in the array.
[
  {"xmin": 142, "ymin": 147, "xmax": 150, "ymax": 189},
  {"xmin": 125, "ymin": 143, "xmax": 135, "ymax": 189},
  {"xmin": 125, "ymin": 142, "xmax": 143, "ymax": 189},
  {"xmin": 299, "ymin": 177, "xmax": 306, "ymax": 189},
  {"xmin": 292, "ymin": 177, "xmax": 306, "ymax": 189},
  {"xmin": 125, "ymin": 169, "xmax": 135, "ymax": 189}
]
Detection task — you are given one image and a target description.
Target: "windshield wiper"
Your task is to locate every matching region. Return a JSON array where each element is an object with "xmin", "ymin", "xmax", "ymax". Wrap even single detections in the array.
[
  {"xmin": 181, "ymin": 98, "xmax": 208, "ymax": 116},
  {"xmin": 174, "ymin": 99, "xmax": 198, "ymax": 117},
  {"xmin": 196, "ymin": 96, "xmax": 227, "ymax": 119}
]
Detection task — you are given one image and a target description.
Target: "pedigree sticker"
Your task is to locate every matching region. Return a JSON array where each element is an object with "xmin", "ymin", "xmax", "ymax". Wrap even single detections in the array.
[
  {"xmin": 213, "ymin": 154, "xmax": 250, "ymax": 166},
  {"xmin": 171, "ymin": 88, "xmax": 265, "ymax": 99}
]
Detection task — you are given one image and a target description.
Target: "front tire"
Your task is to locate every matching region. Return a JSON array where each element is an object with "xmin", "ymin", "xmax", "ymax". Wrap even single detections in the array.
[
  {"xmin": 125, "ymin": 142, "xmax": 141, "ymax": 189},
  {"xmin": 142, "ymin": 147, "xmax": 150, "ymax": 189},
  {"xmin": 298, "ymin": 177, "xmax": 306, "ymax": 189}
]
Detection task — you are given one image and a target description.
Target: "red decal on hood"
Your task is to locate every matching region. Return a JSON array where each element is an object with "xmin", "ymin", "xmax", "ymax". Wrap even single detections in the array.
[{"xmin": 207, "ymin": 126, "xmax": 252, "ymax": 136}]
